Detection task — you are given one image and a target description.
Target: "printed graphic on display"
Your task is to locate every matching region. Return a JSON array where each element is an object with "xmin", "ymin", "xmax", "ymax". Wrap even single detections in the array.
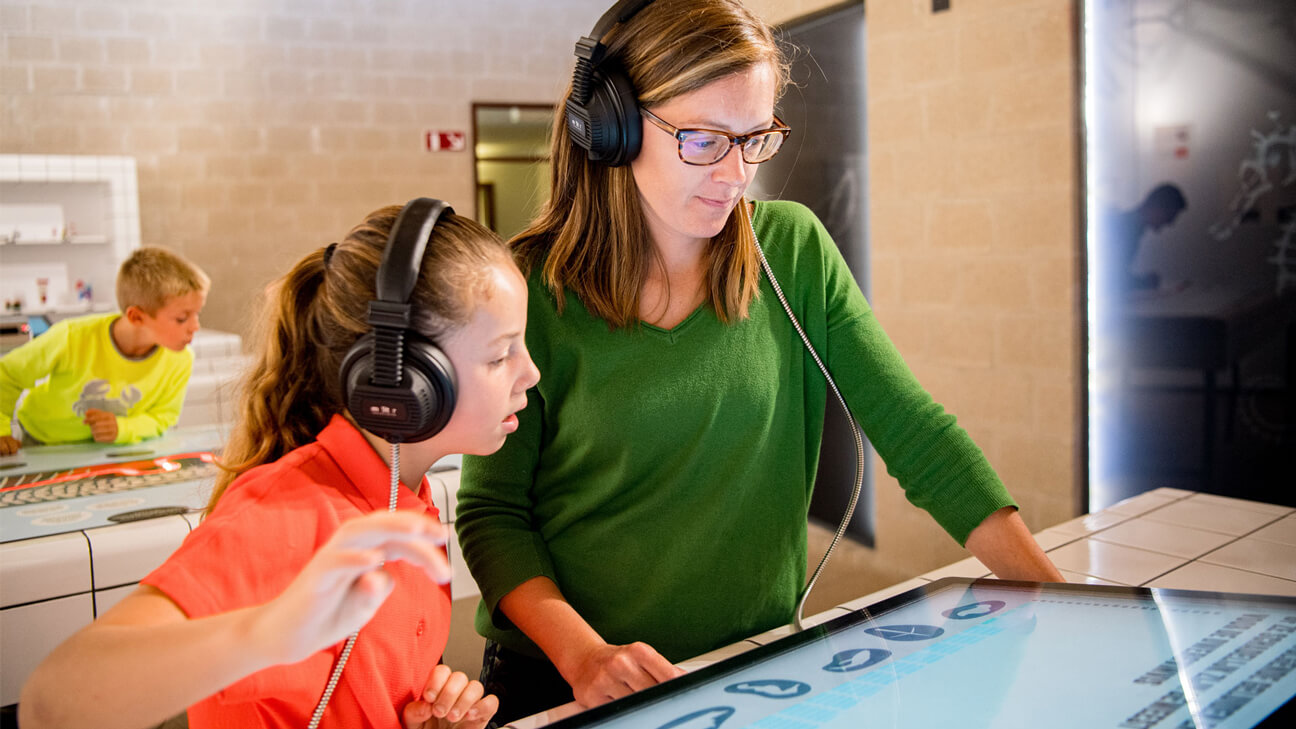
[
  {"xmin": 723, "ymin": 680, "xmax": 810, "ymax": 699},
  {"xmin": 861, "ymin": 624, "xmax": 945, "ymax": 642}
]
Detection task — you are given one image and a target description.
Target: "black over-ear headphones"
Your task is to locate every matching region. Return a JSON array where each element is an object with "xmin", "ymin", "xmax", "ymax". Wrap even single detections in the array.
[
  {"xmin": 564, "ymin": 0, "xmax": 658, "ymax": 167},
  {"xmin": 339, "ymin": 198, "xmax": 458, "ymax": 444}
]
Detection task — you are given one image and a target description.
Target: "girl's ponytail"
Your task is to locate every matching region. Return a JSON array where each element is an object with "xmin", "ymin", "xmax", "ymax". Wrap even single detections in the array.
[{"xmin": 207, "ymin": 246, "xmax": 340, "ymax": 510}]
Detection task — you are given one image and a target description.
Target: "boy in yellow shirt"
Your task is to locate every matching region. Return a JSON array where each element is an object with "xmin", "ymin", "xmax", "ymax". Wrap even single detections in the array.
[{"xmin": 0, "ymin": 247, "xmax": 210, "ymax": 455}]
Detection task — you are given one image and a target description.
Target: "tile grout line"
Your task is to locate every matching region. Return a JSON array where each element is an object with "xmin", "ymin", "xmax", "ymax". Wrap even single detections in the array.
[
  {"xmin": 1187, "ymin": 510, "xmax": 1291, "ymax": 564},
  {"xmin": 1088, "ymin": 515, "xmax": 1249, "ymax": 562},
  {"xmin": 1137, "ymin": 510, "xmax": 1296, "ymax": 587},
  {"xmin": 1063, "ymin": 495, "xmax": 1258, "ymax": 586}
]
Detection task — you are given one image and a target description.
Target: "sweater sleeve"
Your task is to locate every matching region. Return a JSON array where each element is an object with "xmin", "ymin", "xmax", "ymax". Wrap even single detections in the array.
[
  {"xmin": 457, "ymin": 383, "xmax": 558, "ymax": 628},
  {"xmin": 0, "ymin": 322, "xmax": 70, "ymax": 438},
  {"xmin": 782, "ymin": 203, "xmax": 1017, "ymax": 545},
  {"xmin": 115, "ymin": 349, "xmax": 193, "ymax": 444}
]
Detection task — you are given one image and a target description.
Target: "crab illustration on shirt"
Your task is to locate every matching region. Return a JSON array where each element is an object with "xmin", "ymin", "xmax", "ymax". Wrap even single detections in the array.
[{"xmin": 72, "ymin": 379, "xmax": 142, "ymax": 417}]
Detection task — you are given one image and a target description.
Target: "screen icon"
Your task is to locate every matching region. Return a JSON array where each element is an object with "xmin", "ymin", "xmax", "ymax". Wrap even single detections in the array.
[
  {"xmin": 823, "ymin": 648, "xmax": 892, "ymax": 672},
  {"xmin": 862, "ymin": 624, "xmax": 945, "ymax": 642},
  {"xmin": 724, "ymin": 679, "xmax": 810, "ymax": 698},
  {"xmin": 942, "ymin": 600, "xmax": 1006, "ymax": 620}
]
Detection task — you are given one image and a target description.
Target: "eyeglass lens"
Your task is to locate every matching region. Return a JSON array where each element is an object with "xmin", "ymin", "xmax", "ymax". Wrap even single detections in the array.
[{"xmin": 679, "ymin": 130, "xmax": 784, "ymax": 165}]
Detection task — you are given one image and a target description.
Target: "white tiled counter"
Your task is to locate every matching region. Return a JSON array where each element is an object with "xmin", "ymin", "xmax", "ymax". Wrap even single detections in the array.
[
  {"xmin": 507, "ymin": 488, "xmax": 1296, "ymax": 728},
  {"xmin": 781, "ymin": 489, "xmax": 1296, "ymax": 641}
]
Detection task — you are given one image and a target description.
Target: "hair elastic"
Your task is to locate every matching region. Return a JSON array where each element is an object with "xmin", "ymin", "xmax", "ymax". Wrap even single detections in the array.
[{"xmin": 323, "ymin": 242, "xmax": 338, "ymax": 267}]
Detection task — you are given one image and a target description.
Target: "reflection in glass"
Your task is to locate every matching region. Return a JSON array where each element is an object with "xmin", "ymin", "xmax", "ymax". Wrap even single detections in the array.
[
  {"xmin": 539, "ymin": 580, "xmax": 1296, "ymax": 729},
  {"xmin": 1084, "ymin": 0, "xmax": 1296, "ymax": 511}
]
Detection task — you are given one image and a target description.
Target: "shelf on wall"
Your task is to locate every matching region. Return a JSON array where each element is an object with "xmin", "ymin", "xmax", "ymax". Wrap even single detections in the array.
[{"xmin": 0, "ymin": 155, "xmax": 140, "ymax": 313}]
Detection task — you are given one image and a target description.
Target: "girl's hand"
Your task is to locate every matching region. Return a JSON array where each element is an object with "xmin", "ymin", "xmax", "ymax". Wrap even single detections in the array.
[
  {"xmin": 250, "ymin": 510, "xmax": 451, "ymax": 666},
  {"xmin": 567, "ymin": 642, "xmax": 683, "ymax": 708},
  {"xmin": 402, "ymin": 664, "xmax": 499, "ymax": 729}
]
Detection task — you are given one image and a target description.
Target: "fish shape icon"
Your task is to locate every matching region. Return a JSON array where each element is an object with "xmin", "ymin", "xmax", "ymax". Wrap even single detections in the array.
[
  {"xmin": 657, "ymin": 706, "xmax": 736, "ymax": 729},
  {"xmin": 822, "ymin": 648, "xmax": 892, "ymax": 672},
  {"xmin": 724, "ymin": 679, "xmax": 811, "ymax": 698}
]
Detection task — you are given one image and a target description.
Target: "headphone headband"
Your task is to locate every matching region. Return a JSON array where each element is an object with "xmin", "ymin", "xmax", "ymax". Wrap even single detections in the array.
[
  {"xmin": 590, "ymin": 0, "xmax": 656, "ymax": 44},
  {"xmin": 566, "ymin": 0, "xmax": 657, "ymax": 166},
  {"xmin": 376, "ymin": 197, "xmax": 454, "ymax": 305},
  {"xmin": 340, "ymin": 197, "xmax": 459, "ymax": 444}
]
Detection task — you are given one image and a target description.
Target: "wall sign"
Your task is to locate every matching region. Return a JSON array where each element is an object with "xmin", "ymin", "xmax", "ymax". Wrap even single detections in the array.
[{"xmin": 424, "ymin": 130, "xmax": 466, "ymax": 152}]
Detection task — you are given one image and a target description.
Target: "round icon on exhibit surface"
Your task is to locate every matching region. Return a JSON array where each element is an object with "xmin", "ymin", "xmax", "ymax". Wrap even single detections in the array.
[
  {"xmin": 724, "ymin": 679, "xmax": 811, "ymax": 699},
  {"xmin": 823, "ymin": 648, "xmax": 892, "ymax": 672},
  {"xmin": 861, "ymin": 624, "xmax": 945, "ymax": 642},
  {"xmin": 942, "ymin": 600, "xmax": 1007, "ymax": 620},
  {"xmin": 657, "ymin": 706, "xmax": 735, "ymax": 729}
]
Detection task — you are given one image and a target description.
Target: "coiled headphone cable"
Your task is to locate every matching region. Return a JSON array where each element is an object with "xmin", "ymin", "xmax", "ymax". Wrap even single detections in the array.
[
  {"xmin": 745, "ymin": 204, "xmax": 866, "ymax": 632},
  {"xmin": 308, "ymin": 443, "xmax": 401, "ymax": 728}
]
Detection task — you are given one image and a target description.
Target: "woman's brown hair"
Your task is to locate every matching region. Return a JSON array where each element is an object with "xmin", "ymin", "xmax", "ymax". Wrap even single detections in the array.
[
  {"xmin": 512, "ymin": 0, "xmax": 789, "ymax": 328},
  {"xmin": 206, "ymin": 207, "xmax": 510, "ymax": 512}
]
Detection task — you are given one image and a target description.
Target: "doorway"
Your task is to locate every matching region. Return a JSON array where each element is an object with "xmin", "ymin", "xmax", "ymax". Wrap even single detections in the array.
[{"xmin": 472, "ymin": 104, "xmax": 553, "ymax": 239}]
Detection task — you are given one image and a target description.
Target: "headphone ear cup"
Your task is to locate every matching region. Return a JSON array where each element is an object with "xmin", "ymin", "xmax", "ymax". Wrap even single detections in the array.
[
  {"xmin": 339, "ymin": 331, "xmax": 458, "ymax": 443},
  {"xmin": 583, "ymin": 64, "xmax": 642, "ymax": 166},
  {"xmin": 401, "ymin": 331, "xmax": 458, "ymax": 440}
]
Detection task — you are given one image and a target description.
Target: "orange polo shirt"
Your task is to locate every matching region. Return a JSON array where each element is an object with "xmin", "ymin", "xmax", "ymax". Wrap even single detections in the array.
[{"xmin": 143, "ymin": 415, "xmax": 452, "ymax": 728}]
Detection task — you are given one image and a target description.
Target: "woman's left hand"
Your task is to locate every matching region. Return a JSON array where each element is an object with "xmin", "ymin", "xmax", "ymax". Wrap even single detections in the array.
[
  {"xmin": 402, "ymin": 664, "xmax": 499, "ymax": 729},
  {"xmin": 965, "ymin": 506, "xmax": 1064, "ymax": 582}
]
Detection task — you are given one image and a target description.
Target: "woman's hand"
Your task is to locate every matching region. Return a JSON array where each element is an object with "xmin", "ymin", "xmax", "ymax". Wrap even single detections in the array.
[
  {"xmin": 566, "ymin": 641, "xmax": 683, "ymax": 708},
  {"xmin": 965, "ymin": 506, "xmax": 1064, "ymax": 583},
  {"xmin": 402, "ymin": 664, "xmax": 499, "ymax": 729},
  {"xmin": 497, "ymin": 577, "xmax": 685, "ymax": 709},
  {"xmin": 249, "ymin": 510, "xmax": 451, "ymax": 666},
  {"xmin": 0, "ymin": 434, "xmax": 20, "ymax": 455}
]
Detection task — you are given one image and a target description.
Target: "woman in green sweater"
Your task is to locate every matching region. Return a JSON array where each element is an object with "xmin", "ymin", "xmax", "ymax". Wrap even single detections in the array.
[{"xmin": 456, "ymin": 0, "xmax": 1063, "ymax": 723}]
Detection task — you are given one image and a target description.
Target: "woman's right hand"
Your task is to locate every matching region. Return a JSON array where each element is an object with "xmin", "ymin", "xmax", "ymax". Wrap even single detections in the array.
[
  {"xmin": 565, "ymin": 641, "xmax": 683, "ymax": 708},
  {"xmin": 0, "ymin": 434, "xmax": 21, "ymax": 455},
  {"xmin": 251, "ymin": 510, "xmax": 451, "ymax": 665},
  {"xmin": 497, "ymin": 577, "xmax": 686, "ymax": 708}
]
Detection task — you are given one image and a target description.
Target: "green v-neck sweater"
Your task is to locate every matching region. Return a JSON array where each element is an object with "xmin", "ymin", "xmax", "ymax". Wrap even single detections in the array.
[{"xmin": 458, "ymin": 200, "xmax": 1015, "ymax": 663}]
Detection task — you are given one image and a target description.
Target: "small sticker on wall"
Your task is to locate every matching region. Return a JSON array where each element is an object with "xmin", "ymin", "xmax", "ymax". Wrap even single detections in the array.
[
  {"xmin": 1155, "ymin": 124, "xmax": 1191, "ymax": 159},
  {"xmin": 425, "ymin": 130, "xmax": 466, "ymax": 152}
]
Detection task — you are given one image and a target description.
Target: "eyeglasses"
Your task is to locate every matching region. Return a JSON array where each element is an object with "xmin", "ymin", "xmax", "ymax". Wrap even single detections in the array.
[{"xmin": 640, "ymin": 108, "xmax": 791, "ymax": 166}]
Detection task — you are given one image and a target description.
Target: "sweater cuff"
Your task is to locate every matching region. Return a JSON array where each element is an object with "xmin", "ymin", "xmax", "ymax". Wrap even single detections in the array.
[
  {"xmin": 476, "ymin": 531, "xmax": 558, "ymax": 631},
  {"xmin": 925, "ymin": 463, "xmax": 1018, "ymax": 547},
  {"xmin": 112, "ymin": 416, "xmax": 135, "ymax": 445}
]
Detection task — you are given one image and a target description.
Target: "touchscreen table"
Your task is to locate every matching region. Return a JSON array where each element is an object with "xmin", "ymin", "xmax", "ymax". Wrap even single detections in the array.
[
  {"xmin": 0, "ymin": 425, "xmax": 224, "ymax": 541},
  {"xmin": 539, "ymin": 579, "xmax": 1296, "ymax": 729}
]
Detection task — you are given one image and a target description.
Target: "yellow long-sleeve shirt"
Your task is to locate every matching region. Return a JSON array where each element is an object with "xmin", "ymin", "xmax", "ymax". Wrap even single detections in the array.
[{"xmin": 0, "ymin": 313, "xmax": 194, "ymax": 444}]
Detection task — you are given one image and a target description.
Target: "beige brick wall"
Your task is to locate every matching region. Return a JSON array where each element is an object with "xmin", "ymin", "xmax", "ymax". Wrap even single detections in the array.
[
  {"xmin": 858, "ymin": 0, "xmax": 1083, "ymax": 590},
  {"xmin": 747, "ymin": 0, "xmax": 849, "ymax": 23},
  {"xmin": 0, "ymin": 0, "xmax": 844, "ymax": 333},
  {"xmin": 1, "ymin": 0, "xmax": 612, "ymax": 333},
  {"xmin": 4, "ymin": 0, "xmax": 1083, "ymax": 592}
]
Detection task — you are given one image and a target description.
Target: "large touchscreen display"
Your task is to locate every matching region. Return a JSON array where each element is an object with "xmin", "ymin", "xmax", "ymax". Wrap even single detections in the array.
[{"xmin": 543, "ymin": 579, "xmax": 1296, "ymax": 729}]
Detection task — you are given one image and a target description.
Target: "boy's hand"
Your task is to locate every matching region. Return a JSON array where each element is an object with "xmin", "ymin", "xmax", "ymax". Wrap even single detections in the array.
[
  {"xmin": 0, "ymin": 435, "xmax": 20, "ymax": 455},
  {"xmin": 403, "ymin": 664, "xmax": 498, "ymax": 729},
  {"xmin": 83, "ymin": 408, "xmax": 118, "ymax": 443}
]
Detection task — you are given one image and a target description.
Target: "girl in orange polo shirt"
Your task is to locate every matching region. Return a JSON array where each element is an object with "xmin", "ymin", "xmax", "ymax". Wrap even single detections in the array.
[{"xmin": 20, "ymin": 202, "xmax": 540, "ymax": 729}]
